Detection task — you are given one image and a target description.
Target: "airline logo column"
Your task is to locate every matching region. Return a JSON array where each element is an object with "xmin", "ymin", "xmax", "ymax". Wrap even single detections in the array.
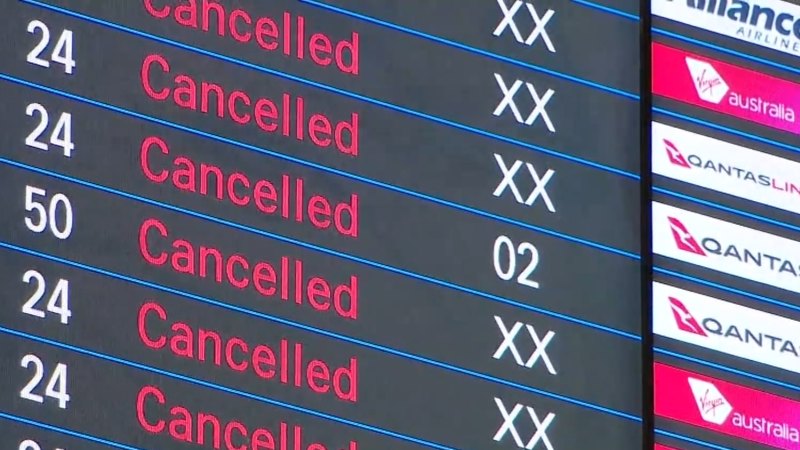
[{"xmin": 651, "ymin": 0, "xmax": 800, "ymax": 449}]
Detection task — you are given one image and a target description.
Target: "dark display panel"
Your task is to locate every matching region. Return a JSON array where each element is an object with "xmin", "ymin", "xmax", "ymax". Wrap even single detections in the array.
[{"xmin": 0, "ymin": 1, "xmax": 643, "ymax": 449}]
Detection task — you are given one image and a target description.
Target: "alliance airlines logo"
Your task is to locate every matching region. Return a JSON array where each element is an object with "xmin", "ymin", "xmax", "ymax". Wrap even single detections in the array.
[
  {"xmin": 655, "ymin": 363, "xmax": 800, "ymax": 448},
  {"xmin": 653, "ymin": 282, "xmax": 800, "ymax": 374},
  {"xmin": 653, "ymin": 0, "xmax": 800, "ymax": 57},
  {"xmin": 652, "ymin": 122, "xmax": 800, "ymax": 215},
  {"xmin": 685, "ymin": 56, "xmax": 796, "ymax": 123},
  {"xmin": 652, "ymin": 202, "xmax": 800, "ymax": 294}
]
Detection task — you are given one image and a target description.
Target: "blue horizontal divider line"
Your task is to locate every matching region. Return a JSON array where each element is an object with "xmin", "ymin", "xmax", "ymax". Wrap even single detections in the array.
[
  {"xmin": 655, "ymin": 429, "xmax": 733, "ymax": 450},
  {"xmin": 20, "ymin": 0, "xmax": 639, "ymax": 181},
  {"xmin": 654, "ymin": 267, "xmax": 800, "ymax": 315},
  {"xmin": 0, "ymin": 239, "xmax": 642, "ymax": 422},
  {"xmin": 0, "ymin": 72, "xmax": 638, "ymax": 262},
  {"xmin": 654, "ymin": 107, "xmax": 800, "ymax": 157},
  {"xmin": 0, "ymin": 412, "xmax": 144, "ymax": 450},
  {"xmin": 653, "ymin": 28, "xmax": 800, "ymax": 77},
  {"xmin": 295, "ymin": 0, "xmax": 639, "ymax": 101},
  {"xmin": 654, "ymin": 187, "xmax": 800, "ymax": 235},
  {"xmin": 570, "ymin": 0, "xmax": 640, "ymax": 21},
  {"xmin": 0, "ymin": 156, "xmax": 639, "ymax": 342},
  {"xmin": 0, "ymin": 326, "xmax": 457, "ymax": 450},
  {"xmin": 655, "ymin": 348, "xmax": 800, "ymax": 394}
]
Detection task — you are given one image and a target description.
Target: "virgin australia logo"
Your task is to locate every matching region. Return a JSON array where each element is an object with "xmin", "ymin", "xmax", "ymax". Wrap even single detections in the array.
[
  {"xmin": 688, "ymin": 377, "xmax": 733, "ymax": 425},
  {"xmin": 686, "ymin": 57, "xmax": 729, "ymax": 103}
]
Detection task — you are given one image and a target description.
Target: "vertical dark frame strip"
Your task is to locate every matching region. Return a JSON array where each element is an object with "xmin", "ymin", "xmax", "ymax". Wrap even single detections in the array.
[{"xmin": 639, "ymin": 0, "xmax": 655, "ymax": 448}]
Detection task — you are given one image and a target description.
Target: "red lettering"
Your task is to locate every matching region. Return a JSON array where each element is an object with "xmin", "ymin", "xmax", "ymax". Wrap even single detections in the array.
[
  {"xmin": 227, "ymin": 172, "xmax": 251, "ymax": 206},
  {"xmin": 225, "ymin": 421, "xmax": 248, "ymax": 450},
  {"xmin": 308, "ymin": 195, "xmax": 331, "ymax": 230},
  {"xmin": 229, "ymin": 9, "xmax": 252, "ymax": 43},
  {"xmin": 226, "ymin": 254, "xmax": 250, "ymax": 289},
  {"xmin": 141, "ymin": 54, "xmax": 170, "ymax": 100},
  {"xmin": 306, "ymin": 360, "xmax": 330, "ymax": 395},
  {"xmin": 252, "ymin": 344, "xmax": 276, "ymax": 379},
  {"xmin": 140, "ymin": 136, "xmax": 169, "ymax": 183},
  {"xmin": 255, "ymin": 17, "xmax": 279, "ymax": 50},
  {"xmin": 139, "ymin": 218, "xmax": 168, "ymax": 265},
  {"xmin": 201, "ymin": 0, "xmax": 225, "ymax": 36},
  {"xmin": 226, "ymin": 337, "xmax": 249, "ymax": 372},
  {"xmin": 136, "ymin": 386, "xmax": 166, "ymax": 433},
  {"xmin": 143, "ymin": 0, "xmax": 171, "ymax": 19},
  {"xmin": 308, "ymin": 114, "xmax": 332, "ymax": 147},
  {"xmin": 253, "ymin": 262, "xmax": 276, "ymax": 296},
  {"xmin": 307, "ymin": 277, "xmax": 331, "ymax": 311},
  {"xmin": 253, "ymin": 180, "xmax": 277, "ymax": 214},
  {"xmin": 139, "ymin": 218, "xmax": 358, "ymax": 321},
  {"xmin": 138, "ymin": 302, "xmax": 167, "ymax": 349},
  {"xmin": 140, "ymin": 54, "xmax": 359, "ymax": 155},
  {"xmin": 309, "ymin": 33, "xmax": 332, "ymax": 66},
  {"xmin": 228, "ymin": 90, "xmax": 252, "ymax": 124}
]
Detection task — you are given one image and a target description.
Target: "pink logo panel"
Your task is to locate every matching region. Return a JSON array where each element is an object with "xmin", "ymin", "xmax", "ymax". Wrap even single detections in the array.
[
  {"xmin": 652, "ymin": 43, "xmax": 800, "ymax": 136},
  {"xmin": 655, "ymin": 363, "xmax": 800, "ymax": 449}
]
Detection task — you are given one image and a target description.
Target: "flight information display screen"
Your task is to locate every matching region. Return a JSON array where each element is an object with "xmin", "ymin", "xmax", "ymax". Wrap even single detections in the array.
[{"xmin": 0, "ymin": 1, "xmax": 643, "ymax": 449}]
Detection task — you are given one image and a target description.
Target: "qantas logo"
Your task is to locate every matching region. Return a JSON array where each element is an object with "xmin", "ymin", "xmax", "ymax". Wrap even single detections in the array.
[
  {"xmin": 668, "ymin": 297, "xmax": 707, "ymax": 336},
  {"xmin": 667, "ymin": 217, "xmax": 706, "ymax": 256},
  {"xmin": 663, "ymin": 139, "xmax": 691, "ymax": 168},
  {"xmin": 655, "ymin": 284, "xmax": 800, "ymax": 370},
  {"xmin": 665, "ymin": 215, "xmax": 800, "ymax": 278},
  {"xmin": 686, "ymin": 57, "xmax": 728, "ymax": 104},
  {"xmin": 688, "ymin": 378, "xmax": 732, "ymax": 425}
]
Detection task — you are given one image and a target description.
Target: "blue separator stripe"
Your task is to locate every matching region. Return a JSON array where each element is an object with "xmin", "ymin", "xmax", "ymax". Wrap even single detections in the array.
[
  {"xmin": 655, "ymin": 429, "xmax": 735, "ymax": 450},
  {"xmin": 654, "ymin": 267, "xmax": 800, "ymax": 315},
  {"xmin": 656, "ymin": 348, "xmax": 800, "ymax": 394},
  {"xmin": 0, "ymin": 412, "xmax": 144, "ymax": 450}
]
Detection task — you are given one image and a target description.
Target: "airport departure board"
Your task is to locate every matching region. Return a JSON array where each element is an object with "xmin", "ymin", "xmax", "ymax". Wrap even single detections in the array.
[{"xmin": 0, "ymin": 1, "xmax": 645, "ymax": 450}]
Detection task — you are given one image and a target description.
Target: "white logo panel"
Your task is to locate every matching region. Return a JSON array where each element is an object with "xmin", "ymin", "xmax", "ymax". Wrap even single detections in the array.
[
  {"xmin": 652, "ymin": 202, "xmax": 800, "ymax": 294},
  {"xmin": 652, "ymin": 122, "xmax": 800, "ymax": 215},
  {"xmin": 653, "ymin": 282, "xmax": 800, "ymax": 374}
]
